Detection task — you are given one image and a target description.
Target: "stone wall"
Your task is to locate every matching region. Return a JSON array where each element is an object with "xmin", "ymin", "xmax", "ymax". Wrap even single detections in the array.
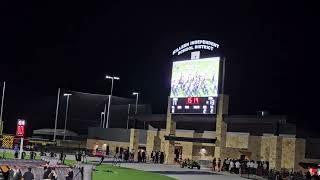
[
  {"xmin": 281, "ymin": 138, "xmax": 296, "ymax": 170},
  {"xmin": 86, "ymin": 139, "xmax": 129, "ymax": 154},
  {"xmin": 226, "ymin": 133, "xmax": 249, "ymax": 149}
]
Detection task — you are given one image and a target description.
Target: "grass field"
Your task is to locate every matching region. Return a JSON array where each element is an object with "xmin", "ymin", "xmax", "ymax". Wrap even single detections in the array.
[
  {"xmin": 1, "ymin": 151, "xmax": 41, "ymax": 160},
  {"xmin": 93, "ymin": 164, "xmax": 175, "ymax": 180}
]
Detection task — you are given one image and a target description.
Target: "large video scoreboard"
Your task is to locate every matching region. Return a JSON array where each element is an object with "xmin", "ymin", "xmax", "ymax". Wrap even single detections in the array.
[{"xmin": 170, "ymin": 57, "xmax": 220, "ymax": 114}]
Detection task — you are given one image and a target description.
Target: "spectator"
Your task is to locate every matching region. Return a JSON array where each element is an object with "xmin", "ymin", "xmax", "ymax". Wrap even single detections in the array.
[
  {"xmin": 22, "ymin": 167, "xmax": 34, "ymax": 180},
  {"xmin": 229, "ymin": 160, "xmax": 234, "ymax": 173},
  {"xmin": 225, "ymin": 158, "xmax": 230, "ymax": 171},
  {"xmin": 155, "ymin": 151, "xmax": 159, "ymax": 164},
  {"xmin": 12, "ymin": 166, "xmax": 22, "ymax": 180},
  {"xmin": 14, "ymin": 146, "xmax": 19, "ymax": 159},
  {"xmin": 151, "ymin": 151, "xmax": 154, "ymax": 162},
  {"xmin": 43, "ymin": 166, "xmax": 51, "ymax": 179},
  {"xmin": 160, "ymin": 152, "xmax": 165, "ymax": 164},
  {"xmin": 48, "ymin": 167, "xmax": 58, "ymax": 180},
  {"xmin": 235, "ymin": 160, "xmax": 240, "ymax": 174},
  {"xmin": 217, "ymin": 158, "xmax": 221, "ymax": 172},
  {"xmin": 254, "ymin": 161, "xmax": 259, "ymax": 174},
  {"xmin": 142, "ymin": 150, "xmax": 146, "ymax": 163},
  {"xmin": 212, "ymin": 158, "xmax": 216, "ymax": 171},
  {"xmin": 65, "ymin": 167, "xmax": 73, "ymax": 180}
]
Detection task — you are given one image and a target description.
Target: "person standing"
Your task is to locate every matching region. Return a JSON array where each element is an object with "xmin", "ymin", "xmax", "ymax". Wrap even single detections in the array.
[
  {"xmin": 160, "ymin": 152, "xmax": 165, "ymax": 164},
  {"xmin": 235, "ymin": 160, "xmax": 241, "ymax": 174},
  {"xmin": 142, "ymin": 150, "xmax": 146, "ymax": 163},
  {"xmin": 22, "ymin": 167, "xmax": 34, "ymax": 180},
  {"xmin": 151, "ymin": 151, "xmax": 154, "ymax": 162},
  {"xmin": 225, "ymin": 158, "xmax": 230, "ymax": 171},
  {"xmin": 212, "ymin": 158, "xmax": 216, "ymax": 171},
  {"xmin": 155, "ymin": 151, "xmax": 159, "ymax": 164},
  {"xmin": 13, "ymin": 146, "xmax": 19, "ymax": 159},
  {"xmin": 137, "ymin": 150, "xmax": 142, "ymax": 163},
  {"xmin": 217, "ymin": 158, "xmax": 221, "ymax": 172},
  {"xmin": 229, "ymin": 160, "xmax": 234, "ymax": 173}
]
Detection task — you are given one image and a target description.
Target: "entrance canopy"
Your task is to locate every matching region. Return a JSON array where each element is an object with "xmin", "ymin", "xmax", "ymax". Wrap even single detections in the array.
[{"xmin": 164, "ymin": 135, "xmax": 216, "ymax": 144}]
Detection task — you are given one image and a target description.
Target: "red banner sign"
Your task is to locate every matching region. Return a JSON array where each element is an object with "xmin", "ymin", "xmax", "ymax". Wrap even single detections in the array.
[{"xmin": 16, "ymin": 119, "xmax": 25, "ymax": 137}]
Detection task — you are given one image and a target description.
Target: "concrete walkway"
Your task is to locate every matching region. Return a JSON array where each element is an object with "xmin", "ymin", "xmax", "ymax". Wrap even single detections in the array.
[{"xmin": 119, "ymin": 163, "xmax": 247, "ymax": 180}]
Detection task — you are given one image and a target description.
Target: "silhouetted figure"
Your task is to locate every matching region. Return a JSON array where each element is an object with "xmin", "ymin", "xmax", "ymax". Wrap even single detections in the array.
[
  {"xmin": 141, "ymin": 151, "xmax": 146, "ymax": 163},
  {"xmin": 43, "ymin": 167, "xmax": 51, "ymax": 179},
  {"xmin": 155, "ymin": 151, "xmax": 159, "ymax": 163},
  {"xmin": 98, "ymin": 156, "xmax": 104, "ymax": 166},
  {"xmin": 65, "ymin": 167, "xmax": 73, "ymax": 180},
  {"xmin": 22, "ymin": 167, "xmax": 34, "ymax": 180},
  {"xmin": 160, "ymin": 152, "xmax": 164, "ymax": 164},
  {"xmin": 137, "ymin": 150, "xmax": 142, "ymax": 163}
]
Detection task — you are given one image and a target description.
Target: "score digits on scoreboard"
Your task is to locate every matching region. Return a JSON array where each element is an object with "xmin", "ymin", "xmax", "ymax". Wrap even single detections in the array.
[
  {"xmin": 186, "ymin": 97, "xmax": 199, "ymax": 105},
  {"xmin": 171, "ymin": 97, "xmax": 217, "ymax": 114}
]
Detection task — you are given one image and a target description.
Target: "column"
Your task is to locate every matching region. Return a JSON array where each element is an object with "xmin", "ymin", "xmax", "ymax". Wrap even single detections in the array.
[
  {"xmin": 164, "ymin": 97, "xmax": 176, "ymax": 164},
  {"xmin": 269, "ymin": 136, "xmax": 282, "ymax": 170},
  {"xmin": 214, "ymin": 94, "xmax": 229, "ymax": 160},
  {"xmin": 129, "ymin": 128, "xmax": 140, "ymax": 161}
]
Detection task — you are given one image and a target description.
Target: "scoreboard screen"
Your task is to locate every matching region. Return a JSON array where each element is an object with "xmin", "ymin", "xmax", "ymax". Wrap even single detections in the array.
[{"xmin": 170, "ymin": 57, "xmax": 220, "ymax": 114}]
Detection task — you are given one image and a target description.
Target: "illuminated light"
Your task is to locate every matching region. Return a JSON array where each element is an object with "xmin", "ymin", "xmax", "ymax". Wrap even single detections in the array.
[
  {"xmin": 177, "ymin": 106, "xmax": 182, "ymax": 109},
  {"xmin": 200, "ymin": 148, "xmax": 207, "ymax": 154},
  {"xmin": 172, "ymin": 106, "xmax": 175, "ymax": 108},
  {"xmin": 63, "ymin": 93, "xmax": 72, "ymax": 96},
  {"xmin": 114, "ymin": 76, "xmax": 120, "ymax": 80},
  {"xmin": 132, "ymin": 92, "xmax": 139, "ymax": 95},
  {"xmin": 185, "ymin": 105, "xmax": 190, "ymax": 109},
  {"xmin": 193, "ymin": 105, "xmax": 200, "ymax": 109},
  {"xmin": 203, "ymin": 105, "xmax": 207, "ymax": 109},
  {"xmin": 210, "ymin": 106, "xmax": 214, "ymax": 109},
  {"xmin": 172, "ymin": 40, "xmax": 219, "ymax": 55}
]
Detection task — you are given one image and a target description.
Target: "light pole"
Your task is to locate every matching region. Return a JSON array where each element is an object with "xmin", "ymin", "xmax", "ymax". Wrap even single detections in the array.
[
  {"xmin": 0, "ymin": 81, "xmax": 6, "ymax": 135},
  {"xmin": 132, "ymin": 92, "xmax": 141, "ymax": 128},
  {"xmin": 100, "ymin": 112, "xmax": 105, "ymax": 128},
  {"xmin": 104, "ymin": 75, "xmax": 120, "ymax": 128},
  {"xmin": 63, "ymin": 93, "xmax": 72, "ymax": 140},
  {"xmin": 126, "ymin": 104, "xmax": 131, "ymax": 129},
  {"xmin": 53, "ymin": 88, "xmax": 60, "ymax": 141}
]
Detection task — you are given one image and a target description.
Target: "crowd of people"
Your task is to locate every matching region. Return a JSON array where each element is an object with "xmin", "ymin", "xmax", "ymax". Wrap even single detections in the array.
[
  {"xmin": 212, "ymin": 158, "xmax": 270, "ymax": 176},
  {"xmin": 150, "ymin": 151, "xmax": 165, "ymax": 164}
]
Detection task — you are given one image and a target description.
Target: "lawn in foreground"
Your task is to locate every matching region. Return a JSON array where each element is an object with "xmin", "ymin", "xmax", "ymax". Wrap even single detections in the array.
[{"xmin": 93, "ymin": 164, "xmax": 176, "ymax": 180}]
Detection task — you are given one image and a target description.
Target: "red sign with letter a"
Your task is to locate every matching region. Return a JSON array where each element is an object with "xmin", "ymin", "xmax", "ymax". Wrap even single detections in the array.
[{"xmin": 16, "ymin": 119, "xmax": 25, "ymax": 137}]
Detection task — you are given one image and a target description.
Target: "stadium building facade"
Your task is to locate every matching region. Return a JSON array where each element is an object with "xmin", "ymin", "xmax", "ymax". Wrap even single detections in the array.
[{"xmin": 86, "ymin": 95, "xmax": 320, "ymax": 172}]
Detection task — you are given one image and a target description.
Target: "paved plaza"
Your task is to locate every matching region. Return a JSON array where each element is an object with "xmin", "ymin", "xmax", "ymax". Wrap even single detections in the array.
[{"xmin": 118, "ymin": 163, "xmax": 247, "ymax": 180}]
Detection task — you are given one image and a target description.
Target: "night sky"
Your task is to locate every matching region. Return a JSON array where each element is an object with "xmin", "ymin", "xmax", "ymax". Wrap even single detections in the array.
[{"xmin": 0, "ymin": 1, "xmax": 319, "ymax": 136}]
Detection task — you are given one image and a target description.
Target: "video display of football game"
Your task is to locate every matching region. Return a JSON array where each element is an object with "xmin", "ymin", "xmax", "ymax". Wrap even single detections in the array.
[{"xmin": 170, "ymin": 57, "xmax": 220, "ymax": 114}]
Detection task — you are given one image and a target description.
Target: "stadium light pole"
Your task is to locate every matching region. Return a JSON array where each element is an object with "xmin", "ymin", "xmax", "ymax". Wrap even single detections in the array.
[
  {"xmin": 126, "ymin": 104, "xmax": 131, "ymax": 129},
  {"xmin": 63, "ymin": 93, "xmax": 72, "ymax": 141},
  {"xmin": 100, "ymin": 112, "xmax": 105, "ymax": 128},
  {"xmin": 104, "ymin": 75, "xmax": 120, "ymax": 128},
  {"xmin": 0, "ymin": 81, "xmax": 5, "ymax": 135},
  {"xmin": 53, "ymin": 88, "xmax": 60, "ymax": 141},
  {"xmin": 132, "ymin": 92, "xmax": 141, "ymax": 128}
]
